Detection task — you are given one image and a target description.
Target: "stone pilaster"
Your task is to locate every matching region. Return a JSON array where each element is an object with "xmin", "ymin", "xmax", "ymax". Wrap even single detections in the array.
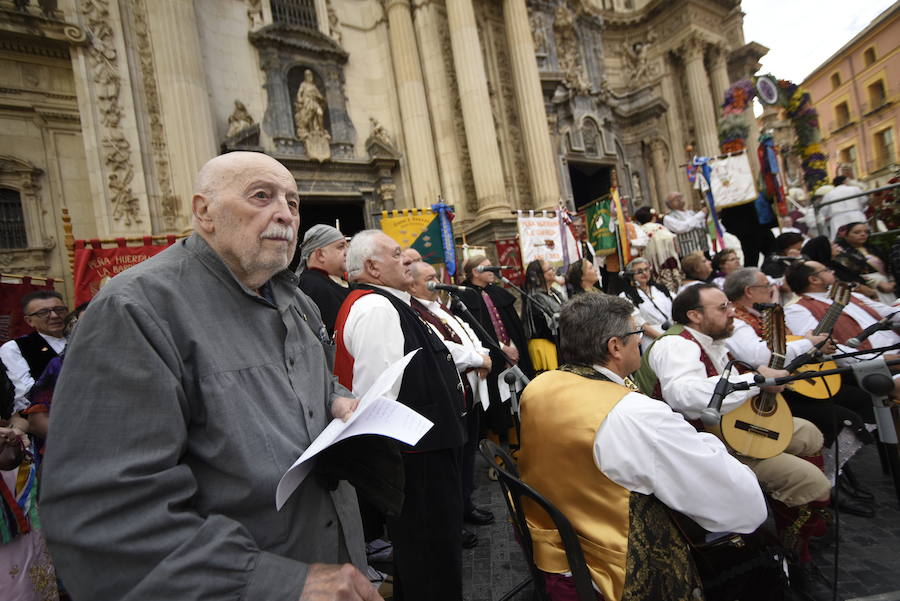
[
  {"xmin": 446, "ymin": 0, "xmax": 509, "ymax": 218},
  {"xmin": 70, "ymin": 0, "xmax": 151, "ymax": 236},
  {"xmin": 145, "ymin": 0, "xmax": 218, "ymax": 218},
  {"xmin": 708, "ymin": 45, "xmax": 731, "ymax": 113},
  {"xmin": 385, "ymin": 0, "xmax": 441, "ymax": 207},
  {"xmin": 411, "ymin": 0, "xmax": 467, "ymax": 217},
  {"xmin": 502, "ymin": 0, "xmax": 558, "ymax": 211},
  {"xmin": 649, "ymin": 139, "xmax": 669, "ymax": 213},
  {"xmin": 679, "ymin": 35, "xmax": 719, "ymax": 157},
  {"xmin": 658, "ymin": 66, "xmax": 691, "ymax": 200}
]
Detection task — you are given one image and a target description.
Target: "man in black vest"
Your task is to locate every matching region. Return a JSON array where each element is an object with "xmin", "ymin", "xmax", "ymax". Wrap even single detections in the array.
[
  {"xmin": 336, "ymin": 230, "xmax": 467, "ymax": 601},
  {"xmin": 0, "ymin": 290, "xmax": 68, "ymax": 418}
]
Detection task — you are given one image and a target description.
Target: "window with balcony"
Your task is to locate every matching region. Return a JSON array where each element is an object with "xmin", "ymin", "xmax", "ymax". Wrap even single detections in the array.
[
  {"xmin": 0, "ymin": 188, "xmax": 26, "ymax": 249},
  {"xmin": 867, "ymin": 80, "xmax": 886, "ymax": 110},
  {"xmin": 863, "ymin": 47, "xmax": 876, "ymax": 67},
  {"xmin": 271, "ymin": 0, "xmax": 318, "ymax": 29},
  {"xmin": 838, "ymin": 145, "xmax": 858, "ymax": 176},
  {"xmin": 834, "ymin": 101, "xmax": 851, "ymax": 128},
  {"xmin": 873, "ymin": 127, "xmax": 895, "ymax": 170},
  {"xmin": 831, "ymin": 72, "xmax": 842, "ymax": 89}
]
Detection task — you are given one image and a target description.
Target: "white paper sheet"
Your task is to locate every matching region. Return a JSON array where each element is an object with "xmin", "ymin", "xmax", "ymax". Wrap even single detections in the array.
[
  {"xmin": 497, "ymin": 366, "xmax": 524, "ymax": 403},
  {"xmin": 276, "ymin": 349, "xmax": 432, "ymax": 510}
]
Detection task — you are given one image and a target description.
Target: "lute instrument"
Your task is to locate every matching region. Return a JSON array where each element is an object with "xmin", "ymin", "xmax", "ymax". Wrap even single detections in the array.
[
  {"xmin": 717, "ymin": 304, "xmax": 794, "ymax": 459},
  {"xmin": 787, "ymin": 282, "xmax": 852, "ymax": 399}
]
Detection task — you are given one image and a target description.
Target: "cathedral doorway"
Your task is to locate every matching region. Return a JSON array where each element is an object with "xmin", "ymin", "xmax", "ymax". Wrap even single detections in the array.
[
  {"xmin": 567, "ymin": 161, "xmax": 613, "ymax": 210},
  {"xmin": 289, "ymin": 198, "xmax": 366, "ymax": 271}
]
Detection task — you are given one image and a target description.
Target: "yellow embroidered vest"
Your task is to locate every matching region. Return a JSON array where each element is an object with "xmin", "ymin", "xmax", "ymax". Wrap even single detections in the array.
[{"xmin": 518, "ymin": 367, "xmax": 702, "ymax": 601}]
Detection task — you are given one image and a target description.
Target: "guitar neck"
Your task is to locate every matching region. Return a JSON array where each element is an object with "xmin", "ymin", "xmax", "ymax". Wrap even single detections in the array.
[{"xmin": 813, "ymin": 302, "xmax": 846, "ymax": 336}]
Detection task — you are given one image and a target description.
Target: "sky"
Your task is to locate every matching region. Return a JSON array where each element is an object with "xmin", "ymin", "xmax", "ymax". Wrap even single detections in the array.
[{"xmin": 740, "ymin": 0, "xmax": 896, "ymax": 83}]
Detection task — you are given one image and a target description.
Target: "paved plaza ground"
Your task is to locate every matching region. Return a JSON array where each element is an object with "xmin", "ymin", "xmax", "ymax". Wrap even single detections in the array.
[{"xmin": 459, "ymin": 442, "xmax": 900, "ymax": 601}]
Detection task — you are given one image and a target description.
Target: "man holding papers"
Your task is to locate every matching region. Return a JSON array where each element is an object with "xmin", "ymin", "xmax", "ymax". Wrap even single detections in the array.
[
  {"xmin": 335, "ymin": 229, "xmax": 467, "ymax": 601},
  {"xmin": 40, "ymin": 153, "xmax": 377, "ymax": 601}
]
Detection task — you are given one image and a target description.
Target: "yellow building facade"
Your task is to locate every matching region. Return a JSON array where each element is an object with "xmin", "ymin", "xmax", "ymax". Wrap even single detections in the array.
[{"xmin": 0, "ymin": 0, "xmax": 766, "ymax": 298}]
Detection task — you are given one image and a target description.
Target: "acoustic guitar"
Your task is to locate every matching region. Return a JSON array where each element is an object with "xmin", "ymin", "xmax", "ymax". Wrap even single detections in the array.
[
  {"xmin": 787, "ymin": 282, "xmax": 852, "ymax": 399},
  {"xmin": 717, "ymin": 305, "xmax": 794, "ymax": 459}
]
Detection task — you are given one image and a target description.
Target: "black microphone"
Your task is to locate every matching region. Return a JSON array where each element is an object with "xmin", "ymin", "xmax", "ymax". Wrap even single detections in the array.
[
  {"xmin": 427, "ymin": 281, "xmax": 469, "ymax": 293},
  {"xmin": 701, "ymin": 361, "xmax": 733, "ymax": 427},
  {"xmin": 475, "ymin": 265, "xmax": 513, "ymax": 273},
  {"xmin": 784, "ymin": 336, "xmax": 831, "ymax": 372},
  {"xmin": 846, "ymin": 311, "xmax": 900, "ymax": 348}
]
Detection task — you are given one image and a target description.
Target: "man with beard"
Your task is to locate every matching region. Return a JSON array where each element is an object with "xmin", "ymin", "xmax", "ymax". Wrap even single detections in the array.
[
  {"xmin": 639, "ymin": 283, "xmax": 831, "ymax": 589},
  {"xmin": 39, "ymin": 152, "xmax": 376, "ymax": 601},
  {"xmin": 335, "ymin": 230, "xmax": 467, "ymax": 601}
]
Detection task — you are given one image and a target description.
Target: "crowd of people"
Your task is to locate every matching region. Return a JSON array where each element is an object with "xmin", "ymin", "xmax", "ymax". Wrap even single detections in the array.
[{"xmin": 0, "ymin": 151, "xmax": 897, "ymax": 601}]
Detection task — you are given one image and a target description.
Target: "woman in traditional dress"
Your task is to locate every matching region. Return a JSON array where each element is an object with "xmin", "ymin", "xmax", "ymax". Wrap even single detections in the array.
[
  {"xmin": 522, "ymin": 259, "xmax": 564, "ymax": 372},
  {"xmin": 834, "ymin": 222, "xmax": 896, "ymax": 304},
  {"xmin": 564, "ymin": 258, "xmax": 602, "ymax": 297},
  {"xmin": 619, "ymin": 257, "xmax": 673, "ymax": 352},
  {"xmin": 711, "ymin": 248, "xmax": 742, "ymax": 289}
]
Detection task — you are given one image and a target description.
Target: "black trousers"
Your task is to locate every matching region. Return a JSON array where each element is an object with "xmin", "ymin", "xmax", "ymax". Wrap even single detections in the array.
[
  {"xmin": 784, "ymin": 377, "xmax": 874, "ymax": 447},
  {"xmin": 388, "ymin": 446, "xmax": 464, "ymax": 601},
  {"xmin": 462, "ymin": 405, "xmax": 480, "ymax": 514}
]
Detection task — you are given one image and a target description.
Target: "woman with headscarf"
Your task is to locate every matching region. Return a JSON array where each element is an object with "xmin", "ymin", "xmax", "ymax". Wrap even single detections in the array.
[
  {"xmin": 834, "ymin": 222, "xmax": 896, "ymax": 304},
  {"xmin": 522, "ymin": 259, "xmax": 564, "ymax": 372}
]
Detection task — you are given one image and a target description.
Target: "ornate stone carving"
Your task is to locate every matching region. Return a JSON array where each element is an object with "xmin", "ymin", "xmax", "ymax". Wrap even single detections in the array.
[
  {"xmin": 293, "ymin": 69, "xmax": 331, "ymax": 161},
  {"xmin": 677, "ymin": 34, "xmax": 708, "ymax": 63},
  {"xmin": 80, "ymin": 0, "xmax": 141, "ymax": 225},
  {"xmin": 621, "ymin": 32, "xmax": 656, "ymax": 84},
  {"xmin": 530, "ymin": 11, "xmax": 547, "ymax": 55},
  {"xmin": 367, "ymin": 118, "xmax": 393, "ymax": 149},
  {"xmin": 246, "ymin": 0, "xmax": 263, "ymax": 29},
  {"xmin": 227, "ymin": 100, "xmax": 256, "ymax": 138},
  {"xmin": 0, "ymin": 155, "xmax": 54, "ymax": 257},
  {"xmin": 132, "ymin": 0, "xmax": 178, "ymax": 226},
  {"xmin": 326, "ymin": 0, "xmax": 341, "ymax": 44},
  {"xmin": 552, "ymin": 3, "xmax": 590, "ymax": 94}
]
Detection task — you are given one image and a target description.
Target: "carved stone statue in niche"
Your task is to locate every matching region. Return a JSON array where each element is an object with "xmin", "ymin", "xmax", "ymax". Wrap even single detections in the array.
[
  {"xmin": 226, "ymin": 100, "xmax": 255, "ymax": 137},
  {"xmin": 294, "ymin": 69, "xmax": 331, "ymax": 161},
  {"xmin": 246, "ymin": 0, "xmax": 263, "ymax": 29},
  {"xmin": 530, "ymin": 12, "xmax": 547, "ymax": 54}
]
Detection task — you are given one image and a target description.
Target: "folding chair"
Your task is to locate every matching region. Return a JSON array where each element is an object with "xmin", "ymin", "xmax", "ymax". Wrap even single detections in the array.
[{"xmin": 479, "ymin": 439, "xmax": 597, "ymax": 601}]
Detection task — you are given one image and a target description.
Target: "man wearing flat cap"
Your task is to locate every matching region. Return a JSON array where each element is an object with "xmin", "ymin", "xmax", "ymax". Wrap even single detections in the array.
[{"xmin": 297, "ymin": 223, "xmax": 350, "ymax": 336}]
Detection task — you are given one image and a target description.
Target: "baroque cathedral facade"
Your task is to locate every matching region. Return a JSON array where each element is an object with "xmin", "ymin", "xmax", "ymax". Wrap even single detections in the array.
[{"xmin": 0, "ymin": 0, "xmax": 765, "ymax": 297}]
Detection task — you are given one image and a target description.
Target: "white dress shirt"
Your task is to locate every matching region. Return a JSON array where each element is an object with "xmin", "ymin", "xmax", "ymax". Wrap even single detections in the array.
[
  {"xmin": 820, "ymin": 184, "xmax": 866, "ymax": 238},
  {"xmin": 784, "ymin": 291, "xmax": 899, "ymax": 362},
  {"xmin": 413, "ymin": 297, "xmax": 490, "ymax": 409},
  {"xmin": 591, "ymin": 365, "xmax": 766, "ymax": 534},
  {"xmin": 663, "ymin": 210, "xmax": 706, "ymax": 234},
  {"xmin": 620, "ymin": 287, "xmax": 672, "ymax": 352},
  {"xmin": 648, "ymin": 327, "xmax": 757, "ymax": 420},
  {"xmin": 341, "ymin": 285, "xmax": 409, "ymax": 400},
  {"xmin": 1, "ymin": 333, "xmax": 67, "ymax": 413},
  {"xmin": 726, "ymin": 310, "xmax": 813, "ymax": 368}
]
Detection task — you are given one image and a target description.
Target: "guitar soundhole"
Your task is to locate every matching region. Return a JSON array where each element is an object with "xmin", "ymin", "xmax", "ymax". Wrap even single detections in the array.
[{"xmin": 751, "ymin": 396, "xmax": 777, "ymax": 417}]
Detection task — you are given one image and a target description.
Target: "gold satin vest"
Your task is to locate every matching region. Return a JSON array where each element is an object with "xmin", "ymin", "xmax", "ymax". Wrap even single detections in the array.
[{"xmin": 518, "ymin": 367, "xmax": 702, "ymax": 601}]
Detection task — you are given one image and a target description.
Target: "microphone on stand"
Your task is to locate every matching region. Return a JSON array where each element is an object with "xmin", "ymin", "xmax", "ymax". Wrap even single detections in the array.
[
  {"xmin": 701, "ymin": 361, "xmax": 734, "ymax": 427},
  {"xmin": 475, "ymin": 265, "xmax": 513, "ymax": 273},
  {"xmin": 846, "ymin": 311, "xmax": 900, "ymax": 348},
  {"xmin": 427, "ymin": 281, "xmax": 469, "ymax": 294}
]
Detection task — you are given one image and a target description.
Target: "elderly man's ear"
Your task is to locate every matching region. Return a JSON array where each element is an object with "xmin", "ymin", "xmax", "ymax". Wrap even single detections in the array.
[{"xmin": 192, "ymin": 194, "xmax": 214, "ymax": 232}]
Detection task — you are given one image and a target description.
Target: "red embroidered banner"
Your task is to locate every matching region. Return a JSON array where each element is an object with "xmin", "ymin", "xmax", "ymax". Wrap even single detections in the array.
[
  {"xmin": 0, "ymin": 278, "xmax": 56, "ymax": 345},
  {"xmin": 493, "ymin": 238, "xmax": 525, "ymax": 287},
  {"xmin": 73, "ymin": 236, "xmax": 176, "ymax": 305}
]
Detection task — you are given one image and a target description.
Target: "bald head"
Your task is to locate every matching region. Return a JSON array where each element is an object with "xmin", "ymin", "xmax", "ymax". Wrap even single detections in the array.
[
  {"xmin": 191, "ymin": 152, "xmax": 300, "ymax": 290},
  {"xmin": 665, "ymin": 192, "xmax": 684, "ymax": 211}
]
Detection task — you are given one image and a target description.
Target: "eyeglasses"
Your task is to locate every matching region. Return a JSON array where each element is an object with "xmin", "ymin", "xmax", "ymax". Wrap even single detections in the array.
[
  {"xmin": 691, "ymin": 302, "xmax": 733, "ymax": 313},
  {"xmin": 619, "ymin": 328, "xmax": 644, "ymax": 339},
  {"xmin": 811, "ymin": 267, "xmax": 833, "ymax": 277},
  {"xmin": 747, "ymin": 283, "xmax": 776, "ymax": 290},
  {"xmin": 26, "ymin": 306, "xmax": 69, "ymax": 318},
  {"xmin": 632, "ymin": 268, "xmax": 650, "ymax": 275}
]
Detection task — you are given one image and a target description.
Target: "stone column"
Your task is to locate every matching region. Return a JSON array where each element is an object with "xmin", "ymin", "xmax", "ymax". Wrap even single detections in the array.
[
  {"xmin": 679, "ymin": 36, "xmax": 720, "ymax": 157},
  {"xmin": 502, "ymin": 0, "xmax": 559, "ymax": 210},
  {"xmin": 385, "ymin": 0, "xmax": 441, "ymax": 207},
  {"xmin": 145, "ymin": 0, "xmax": 218, "ymax": 213},
  {"xmin": 411, "ymin": 0, "xmax": 467, "ymax": 217},
  {"xmin": 708, "ymin": 45, "xmax": 731, "ymax": 115},
  {"xmin": 658, "ymin": 62, "xmax": 691, "ymax": 200},
  {"xmin": 446, "ymin": 0, "xmax": 509, "ymax": 217},
  {"xmin": 649, "ymin": 139, "xmax": 669, "ymax": 213}
]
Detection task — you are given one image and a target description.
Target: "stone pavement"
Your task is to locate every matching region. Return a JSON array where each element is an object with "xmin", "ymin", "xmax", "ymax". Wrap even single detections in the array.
[{"xmin": 460, "ymin": 442, "xmax": 900, "ymax": 601}]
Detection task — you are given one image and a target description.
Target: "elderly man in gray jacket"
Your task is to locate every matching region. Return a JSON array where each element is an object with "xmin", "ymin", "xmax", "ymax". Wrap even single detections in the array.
[{"xmin": 40, "ymin": 152, "xmax": 379, "ymax": 601}]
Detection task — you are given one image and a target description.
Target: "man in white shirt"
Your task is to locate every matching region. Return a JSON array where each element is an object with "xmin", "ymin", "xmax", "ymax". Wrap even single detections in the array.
[
  {"xmin": 517, "ymin": 293, "xmax": 766, "ymax": 600},
  {"xmin": 819, "ymin": 176, "xmax": 867, "ymax": 239},
  {"xmin": 641, "ymin": 284, "xmax": 831, "ymax": 582},
  {"xmin": 783, "ymin": 261, "xmax": 900, "ymax": 391},
  {"xmin": 336, "ymin": 230, "xmax": 467, "ymax": 601},
  {"xmin": 0, "ymin": 291, "xmax": 68, "ymax": 416},
  {"xmin": 662, "ymin": 191, "xmax": 710, "ymax": 259},
  {"xmin": 407, "ymin": 261, "xmax": 495, "ymax": 538}
]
